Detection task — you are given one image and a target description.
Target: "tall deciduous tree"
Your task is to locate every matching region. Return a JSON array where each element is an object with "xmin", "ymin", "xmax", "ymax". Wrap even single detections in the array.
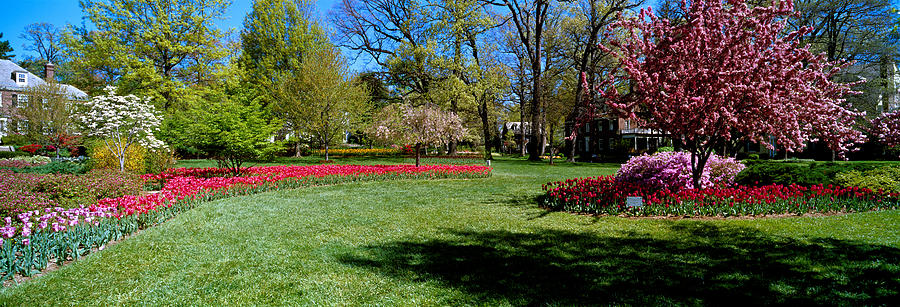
[
  {"xmin": 370, "ymin": 104, "xmax": 466, "ymax": 166},
  {"xmin": 589, "ymin": 0, "xmax": 866, "ymax": 188},
  {"xmin": 14, "ymin": 83, "xmax": 76, "ymax": 143},
  {"xmin": 20, "ymin": 23, "xmax": 63, "ymax": 64},
  {"xmin": 274, "ymin": 45, "xmax": 371, "ymax": 161},
  {"xmin": 561, "ymin": 0, "xmax": 643, "ymax": 162},
  {"xmin": 240, "ymin": 0, "xmax": 326, "ymax": 108},
  {"xmin": 74, "ymin": 0, "xmax": 229, "ymax": 110},
  {"xmin": 787, "ymin": 0, "xmax": 898, "ymax": 119},
  {"xmin": 495, "ymin": 0, "xmax": 553, "ymax": 161}
]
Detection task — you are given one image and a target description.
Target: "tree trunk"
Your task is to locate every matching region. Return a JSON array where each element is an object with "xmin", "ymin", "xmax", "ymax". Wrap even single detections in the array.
[
  {"xmin": 294, "ymin": 130, "xmax": 302, "ymax": 157},
  {"xmin": 415, "ymin": 143, "xmax": 422, "ymax": 167},
  {"xmin": 479, "ymin": 99, "xmax": 493, "ymax": 160},
  {"xmin": 564, "ymin": 119, "xmax": 576, "ymax": 162},
  {"xmin": 690, "ymin": 149, "xmax": 712, "ymax": 190},
  {"xmin": 325, "ymin": 143, "xmax": 330, "ymax": 161},
  {"xmin": 519, "ymin": 100, "xmax": 527, "ymax": 157},
  {"xmin": 448, "ymin": 140, "xmax": 457, "ymax": 156},
  {"xmin": 528, "ymin": 65, "xmax": 544, "ymax": 161},
  {"xmin": 548, "ymin": 127, "xmax": 555, "ymax": 165}
]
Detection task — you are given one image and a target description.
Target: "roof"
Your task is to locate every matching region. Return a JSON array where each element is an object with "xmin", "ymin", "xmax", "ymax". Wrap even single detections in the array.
[{"xmin": 0, "ymin": 59, "xmax": 88, "ymax": 100}]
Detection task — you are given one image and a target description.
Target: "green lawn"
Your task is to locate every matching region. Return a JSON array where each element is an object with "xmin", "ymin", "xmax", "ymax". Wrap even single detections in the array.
[{"xmin": 1, "ymin": 158, "xmax": 898, "ymax": 305}]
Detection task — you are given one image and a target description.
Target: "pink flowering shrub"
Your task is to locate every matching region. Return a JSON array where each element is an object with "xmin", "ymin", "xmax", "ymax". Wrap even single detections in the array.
[
  {"xmin": 0, "ymin": 170, "xmax": 142, "ymax": 220},
  {"xmin": 616, "ymin": 152, "xmax": 745, "ymax": 191}
]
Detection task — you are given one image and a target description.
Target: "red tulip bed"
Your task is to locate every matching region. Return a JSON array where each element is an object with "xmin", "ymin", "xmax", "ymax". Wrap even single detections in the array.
[
  {"xmin": 540, "ymin": 175, "xmax": 900, "ymax": 217},
  {"xmin": 0, "ymin": 164, "xmax": 492, "ymax": 281}
]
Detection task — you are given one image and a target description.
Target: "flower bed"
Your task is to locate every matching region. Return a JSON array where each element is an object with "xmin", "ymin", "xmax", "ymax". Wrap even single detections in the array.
[
  {"xmin": 540, "ymin": 176, "xmax": 899, "ymax": 217},
  {"xmin": 0, "ymin": 170, "xmax": 142, "ymax": 219},
  {"xmin": 0, "ymin": 164, "xmax": 492, "ymax": 280}
]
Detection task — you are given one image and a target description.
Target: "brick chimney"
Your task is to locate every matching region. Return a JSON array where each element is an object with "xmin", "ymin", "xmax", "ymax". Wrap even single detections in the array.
[{"xmin": 44, "ymin": 62, "xmax": 55, "ymax": 81}]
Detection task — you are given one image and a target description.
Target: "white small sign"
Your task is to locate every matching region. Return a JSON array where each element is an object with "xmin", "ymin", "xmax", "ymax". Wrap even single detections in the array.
[{"xmin": 626, "ymin": 196, "xmax": 643, "ymax": 208}]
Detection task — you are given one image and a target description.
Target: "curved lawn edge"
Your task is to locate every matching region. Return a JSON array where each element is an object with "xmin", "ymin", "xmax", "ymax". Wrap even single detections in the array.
[{"xmin": 1, "ymin": 164, "xmax": 492, "ymax": 284}]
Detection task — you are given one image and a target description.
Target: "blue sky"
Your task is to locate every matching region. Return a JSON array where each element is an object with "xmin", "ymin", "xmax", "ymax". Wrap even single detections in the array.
[
  {"xmin": 0, "ymin": 0, "xmax": 343, "ymax": 59},
  {"xmin": 0, "ymin": 0, "xmax": 656, "ymax": 73}
]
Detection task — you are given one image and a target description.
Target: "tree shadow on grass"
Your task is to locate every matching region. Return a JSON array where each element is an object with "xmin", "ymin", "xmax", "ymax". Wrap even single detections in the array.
[{"xmin": 338, "ymin": 223, "xmax": 899, "ymax": 306}]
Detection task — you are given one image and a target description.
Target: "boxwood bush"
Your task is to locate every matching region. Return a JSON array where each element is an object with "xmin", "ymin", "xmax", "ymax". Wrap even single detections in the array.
[
  {"xmin": 736, "ymin": 161, "xmax": 893, "ymax": 186},
  {"xmin": 835, "ymin": 166, "xmax": 900, "ymax": 194}
]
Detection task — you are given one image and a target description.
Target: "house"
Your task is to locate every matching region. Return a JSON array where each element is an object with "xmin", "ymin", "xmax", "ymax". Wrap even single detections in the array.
[
  {"xmin": 575, "ymin": 117, "xmax": 668, "ymax": 160},
  {"xmin": 499, "ymin": 122, "xmax": 531, "ymax": 154},
  {"xmin": 0, "ymin": 59, "xmax": 88, "ymax": 140}
]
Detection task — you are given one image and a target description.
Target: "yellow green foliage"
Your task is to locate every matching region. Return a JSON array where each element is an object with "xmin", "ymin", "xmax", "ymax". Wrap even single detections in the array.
[
  {"xmin": 90, "ymin": 140, "xmax": 146, "ymax": 173},
  {"xmin": 835, "ymin": 166, "xmax": 900, "ymax": 194}
]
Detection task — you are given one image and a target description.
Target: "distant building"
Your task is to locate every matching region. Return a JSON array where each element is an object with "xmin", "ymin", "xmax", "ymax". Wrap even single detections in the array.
[
  {"xmin": 0, "ymin": 60, "xmax": 88, "ymax": 140},
  {"xmin": 575, "ymin": 117, "xmax": 668, "ymax": 160}
]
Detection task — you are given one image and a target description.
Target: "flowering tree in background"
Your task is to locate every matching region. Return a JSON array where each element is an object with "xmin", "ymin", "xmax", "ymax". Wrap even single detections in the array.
[
  {"xmin": 872, "ymin": 110, "xmax": 900, "ymax": 153},
  {"xmin": 77, "ymin": 86, "xmax": 165, "ymax": 172},
  {"xmin": 370, "ymin": 104, "xmax": 465, "ymax": 167},
  {"xmin": 586, "ymin": 0, "xmax": 865, "ymax": 188}
]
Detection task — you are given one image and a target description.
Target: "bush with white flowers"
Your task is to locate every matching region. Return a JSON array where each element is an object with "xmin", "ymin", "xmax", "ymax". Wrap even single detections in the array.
[{"xmin": 76, "ymin": 86, "xmax": 165, "ymax": 172}]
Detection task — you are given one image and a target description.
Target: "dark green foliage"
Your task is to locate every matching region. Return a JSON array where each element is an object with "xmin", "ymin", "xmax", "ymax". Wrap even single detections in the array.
[
  {"xmin": 0, "ymin": 32, "xmax": 13, "ymax": 60},
  {"xmin": 165, "ymin": 96, "xmax": 283, "ymax": 174},
  {"xmin": 28, "ymin": 162, "xmax": 88, "ymax": 174},
  {"xmin": 0, "ymin": 162, "xmax": 87, "ymax": 175},
  {"xmin": 736, "ymin": 161, "xmax": 896, "ymax": 186},
  {"xmin": 0, "ymin": 151, "xmax": 30, "ymax": 159},
  {"xmin": 1, "ymin": 134, "xmax": 29, "ymax": 146}
]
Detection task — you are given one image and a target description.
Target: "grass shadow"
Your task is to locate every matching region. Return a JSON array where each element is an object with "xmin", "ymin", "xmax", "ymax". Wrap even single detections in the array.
[{"xmin": 338, "ymin": 223, "xmax": 900, "ymax": 305}]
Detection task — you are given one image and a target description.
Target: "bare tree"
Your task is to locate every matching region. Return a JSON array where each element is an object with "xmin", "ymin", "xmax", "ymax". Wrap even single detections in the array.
[
  {"xmin": 486, "ymin": 0, "xmax": 553, "ymax": 160},
  {"xmin": 20, "ymin": 23, "xmax": 63, "ymax": 64},
  {"xmin": 562, "ymin": 0, "xmax": 643, "ymax": 162}
]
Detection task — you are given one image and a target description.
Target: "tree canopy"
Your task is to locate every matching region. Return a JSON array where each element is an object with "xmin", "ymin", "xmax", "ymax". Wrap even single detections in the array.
[{"xmin": 589, "ymin": 0, "xmax": 866, "ymax": 187}]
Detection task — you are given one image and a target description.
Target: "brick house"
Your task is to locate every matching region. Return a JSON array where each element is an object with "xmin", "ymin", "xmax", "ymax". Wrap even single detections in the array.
[
  {"xmin": 0, "ymin": 59, "xmax": 88, "ymax": 140},
  {"xmin": 576, "ymin": 116, "xmax": 668, "ymax": 160}
]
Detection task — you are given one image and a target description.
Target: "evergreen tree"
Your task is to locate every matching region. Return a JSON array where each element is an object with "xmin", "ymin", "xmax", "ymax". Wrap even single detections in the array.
[{"xmin": 0, "ymin": 33, "xmax": 14, "ymax": 60}]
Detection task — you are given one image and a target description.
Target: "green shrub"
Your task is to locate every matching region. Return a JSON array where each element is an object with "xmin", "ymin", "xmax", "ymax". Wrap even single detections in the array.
[
  {"xmin": 835, "ymin": 166, "xmax": 900, "ymax": 194},
  {"xmin": 656, "ymin": 146, "xmax": 675, "ymax": 152},
  {"xmin": 736, "ymin": 161, "xmax": 893, "ymax": 186},
  {"xmin": 1, "ymin": 134, "xmax": 28, "ymax": 146},
  {"xmin": 28, "ymin": 161, "xmax": 88, "ymax": 174},
  {"xmin": 0, "ymin": 151, "xmax": 29, "ymax": 159}
]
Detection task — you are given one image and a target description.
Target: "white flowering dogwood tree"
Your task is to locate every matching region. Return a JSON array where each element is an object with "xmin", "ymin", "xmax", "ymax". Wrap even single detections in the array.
[{"xmin": 77, "ymin": 86, "xmax": 165, "ymax": 172}]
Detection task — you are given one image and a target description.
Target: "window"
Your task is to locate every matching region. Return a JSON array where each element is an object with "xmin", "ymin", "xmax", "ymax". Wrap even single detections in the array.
[
  {"xmin": 15, "ymin": 73, "xmax": 26, "ymax": 85},
  {"xmin": 17, "ymin": 95, "xmax": 28, "ymax": 108},
  {"xmin": 0, "ymin": 118, "xmax": 6, "ymax": 133}
]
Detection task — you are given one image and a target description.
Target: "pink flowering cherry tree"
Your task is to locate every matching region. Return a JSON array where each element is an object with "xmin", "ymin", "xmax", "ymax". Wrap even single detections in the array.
[
  {"xmin": 76, "ymin": 86, "xmax": 166, "ymax": 172},
  {"xmin": 586, "ymin": 0, "xmax": 865, "ymax": 188},
  {"xmin": 872, "ymin": 110, "xmax": 900, "ymax": 153},
  {"xmin": 370, "ymin": 104, "xmax": 465, "ymax": 167}
]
